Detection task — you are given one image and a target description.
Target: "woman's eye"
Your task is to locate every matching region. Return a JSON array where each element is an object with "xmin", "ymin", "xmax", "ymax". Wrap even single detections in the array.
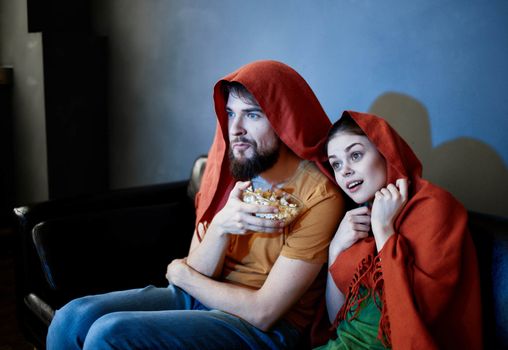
[
  {"xmin": 331, "ymin": 162, "xmax": 342, "ymax": 171},
  {"xmin": 351, "ymin": 152, "xmax": 362, "ymax": 161}
]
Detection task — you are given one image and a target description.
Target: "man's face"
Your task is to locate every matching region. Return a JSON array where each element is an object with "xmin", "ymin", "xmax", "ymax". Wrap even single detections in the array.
[{"xmin": 227, "ymin": 92, "xmax": 280, "ymax": 180}]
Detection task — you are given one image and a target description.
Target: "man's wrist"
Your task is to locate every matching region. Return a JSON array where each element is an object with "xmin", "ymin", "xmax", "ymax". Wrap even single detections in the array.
[
  {"xmin": 208, "ymin": 221, "xmax": 229, "ymax": 239},
  {"xmin": 177, "ymin": 261, "xmax": 197, "ymax": 285}
]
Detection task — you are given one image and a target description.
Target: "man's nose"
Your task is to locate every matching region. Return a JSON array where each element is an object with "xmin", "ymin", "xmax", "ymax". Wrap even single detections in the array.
[{"xmin": 229, "ymin": 115, "xmax": 246, "ymax": 136}]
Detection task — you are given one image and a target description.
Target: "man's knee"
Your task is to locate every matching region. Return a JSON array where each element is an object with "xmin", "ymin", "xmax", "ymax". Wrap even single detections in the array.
[
  {"xmin": 83, "ymin": 313, "xmax": 130, "ymax": 349},
  {"xmin": 83, "ymin": 311, "xmax": 218, "ymax": 349},
  {"xmin": 47, "ymin": 296, "xmax": 97, "ymax": 349}
]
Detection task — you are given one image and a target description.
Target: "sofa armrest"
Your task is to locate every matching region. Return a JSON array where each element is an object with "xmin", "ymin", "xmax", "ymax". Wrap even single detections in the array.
[
  {"xmin": 33, "ymin": 201, "xmax": 194, "ymax": 299},
  {"xmin": 14, "ymin": 180, "xmax": 195, "ymax": 309}
]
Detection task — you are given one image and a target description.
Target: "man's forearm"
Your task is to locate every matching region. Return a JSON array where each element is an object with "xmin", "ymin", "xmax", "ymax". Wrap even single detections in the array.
[
  {"xmin": 168, "ymin": 255, "xmax": 323, "ymax": 332},
  {"xmin": 174, "ymin": 265, "xmax": 271, "ymax": 329},
  {"xmin": 186, "ymin": 223, "xmax": 230, "ymax": 277}
]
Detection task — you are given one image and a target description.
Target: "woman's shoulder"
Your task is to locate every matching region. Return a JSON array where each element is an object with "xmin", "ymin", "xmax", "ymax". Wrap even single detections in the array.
[
  {"xmin": 400, "ymin": 179, "xmax": 468, "ymax": 232},
  {"xmin": 412, "ymin": 179, "xmax": 464, "ymax": 210}
]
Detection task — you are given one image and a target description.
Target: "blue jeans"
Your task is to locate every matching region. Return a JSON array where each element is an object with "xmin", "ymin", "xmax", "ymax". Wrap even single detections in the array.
[{"xmin": 46, "ymin": 285, "xmax": 301, "ymax": 349}]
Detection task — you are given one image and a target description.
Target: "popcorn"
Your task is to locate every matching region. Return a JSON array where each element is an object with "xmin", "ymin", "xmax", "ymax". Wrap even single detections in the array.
[{"xmin": 242, "ymin": 186, "xmax": 302, "ymax": 224}]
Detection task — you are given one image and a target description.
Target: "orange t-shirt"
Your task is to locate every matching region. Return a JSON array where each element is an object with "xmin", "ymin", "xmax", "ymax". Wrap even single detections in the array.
[{"xmin": 221, "ymin": 161, "xmax": 343, "ymax": 330}]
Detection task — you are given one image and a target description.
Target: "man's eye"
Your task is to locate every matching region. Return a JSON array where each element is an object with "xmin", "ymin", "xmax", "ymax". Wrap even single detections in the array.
[
  {"xmin": 227, "ymin": 111, "xmax": 235, "ymax": 118},
  {"xmin": 351, "ymin": 152, "xmax": 362, "ymax": 161},
  {"xmin": 247, "ymin": 113, "xmax": 260, "ymax": 119}
]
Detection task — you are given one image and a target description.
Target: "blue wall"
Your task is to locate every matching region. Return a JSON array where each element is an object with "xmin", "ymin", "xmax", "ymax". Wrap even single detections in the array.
[{"xmin": 94, "ymin": 0, "xmax": 508, "ymax": 216}]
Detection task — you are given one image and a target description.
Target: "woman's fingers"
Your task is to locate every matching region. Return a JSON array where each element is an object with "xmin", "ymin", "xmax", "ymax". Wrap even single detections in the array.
[
  {"xmin": 348, "ymin": 213, "xmax": 371, "ymax": 224},
  {"xmin": 355, "ymin": 230, "xmax": 369, "ymax": 239},
  {"xmin": 345, "ymin": 206, "xmax": 371, "ymax": 226},
  {"xmin": 332, "ymin": 207, "xmax": 372, "ymax": 254},
  {"xmin": 343, "ymin": 208, "xmax": 371, "ymax": 233},
  {"xmin": 352, "ymin": 223, "xmax": 371, "ymax": 232},
  {"xmin": 386, "ymin": 183, "xmax": 400, "ymax": 198},
  {"xmin": 349, "ymin": 205, "xmax": 371, "ymax": 215},
  {"xmin": 377, "ymin": 180, "xmax": 409, "ymax": 201}
]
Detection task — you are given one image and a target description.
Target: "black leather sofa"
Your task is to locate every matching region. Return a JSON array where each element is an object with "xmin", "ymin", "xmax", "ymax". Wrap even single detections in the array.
[
  {"xmin": 13, "ymin": 156, "xmax": 508, "ymax": 349},
  {"xmin": 13, "ymin": 156, "xmax": 206, "ymax": 349}
]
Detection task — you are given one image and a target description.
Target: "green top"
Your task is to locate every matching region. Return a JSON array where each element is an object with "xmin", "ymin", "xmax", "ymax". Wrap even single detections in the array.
[{"xmin": 315, "ymin": 287, "xmax": 390, "ymax": 350}]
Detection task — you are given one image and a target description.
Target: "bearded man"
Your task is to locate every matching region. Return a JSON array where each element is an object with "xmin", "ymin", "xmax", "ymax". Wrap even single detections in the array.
[{"xmin": 47, "ymin": 60, "xmax": 344, "ymax": 350}]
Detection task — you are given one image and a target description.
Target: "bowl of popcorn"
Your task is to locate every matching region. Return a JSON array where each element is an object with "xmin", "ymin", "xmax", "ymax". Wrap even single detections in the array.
[{"xmin": 242, "ymin": 186, "xmax": 303, "ymax": 225}]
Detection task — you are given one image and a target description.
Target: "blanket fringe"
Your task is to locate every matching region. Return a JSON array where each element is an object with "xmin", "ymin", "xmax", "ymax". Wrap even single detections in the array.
[{"xmin": 333, "ymin": 253, "xmax": 392, "ymax": 347}]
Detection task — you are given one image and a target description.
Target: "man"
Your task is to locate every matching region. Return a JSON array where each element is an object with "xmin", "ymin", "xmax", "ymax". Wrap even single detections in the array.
[{"xmin": 47, "ymin": 60, "xmax": 344, "ymax": 349}]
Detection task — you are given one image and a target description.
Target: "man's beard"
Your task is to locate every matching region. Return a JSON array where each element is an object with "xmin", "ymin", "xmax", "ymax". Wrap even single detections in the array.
[{"xmin": 229, "ymin": 138, "xmax": 280, "ymax": 181}]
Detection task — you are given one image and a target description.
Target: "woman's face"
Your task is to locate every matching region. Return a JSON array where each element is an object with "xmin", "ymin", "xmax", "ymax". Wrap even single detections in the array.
[{"xmin": 327, "ymin": 132, "xmax": 387, "ymax": 204}]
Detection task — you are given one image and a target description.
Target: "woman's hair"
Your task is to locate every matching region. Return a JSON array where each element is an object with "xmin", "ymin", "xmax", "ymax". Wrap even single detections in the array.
[
  {"xmin": 327, "ymin": 114, "xmax": 367, "ymax": 210},
  {"xmin": 328, "ymin": 114, "xmax": 365, "ymax": 141},
  {"xmin": 222, "ymin": 81, "xmax": 259, "ymax": 106}
]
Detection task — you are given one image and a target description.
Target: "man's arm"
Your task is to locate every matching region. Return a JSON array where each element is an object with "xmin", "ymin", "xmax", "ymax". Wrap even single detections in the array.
[
  {"xmin": 167, "ymin": 255, "xmax": 322, "ymax": 331},
  {"xmin": 186, "ymin": 181, "xmax": 282, "ymax": 277},
  {"xmin": 186, "ymin": 224, "xmax": 230, "ymax": 278}
]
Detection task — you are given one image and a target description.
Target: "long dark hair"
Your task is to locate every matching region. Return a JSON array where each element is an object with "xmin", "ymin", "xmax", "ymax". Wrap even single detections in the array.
[{"xmin": 328, "ymin": 114, "xmax": 365, "ymax": 142}]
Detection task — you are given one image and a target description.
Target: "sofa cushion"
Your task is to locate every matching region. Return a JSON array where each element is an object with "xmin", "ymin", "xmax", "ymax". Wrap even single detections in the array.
[{"xmin": 468, "ymin": 211, "xmax": 508, "ymax": 348}]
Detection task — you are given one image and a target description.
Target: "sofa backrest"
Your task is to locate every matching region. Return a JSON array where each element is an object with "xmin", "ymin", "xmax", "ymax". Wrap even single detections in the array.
[{"xmin": 187, "ymin": 155, "xmax": 208, "ymax": 201}]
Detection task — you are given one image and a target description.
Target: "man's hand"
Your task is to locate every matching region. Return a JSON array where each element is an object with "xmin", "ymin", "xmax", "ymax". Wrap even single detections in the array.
[
  {"xmin": 210, "ymin": 181, "xmax": 284, "ymax": 236},
  {"xmin": 165, "ymin": 258, "xmax": 190, "ymax": 286},
  {"xmin": 187, "ymin": 181, "xmax": 284, "ymax": 278},
  {"xmin": 371, "ymin": 178, "xmax": 409, "ymax": 251}
]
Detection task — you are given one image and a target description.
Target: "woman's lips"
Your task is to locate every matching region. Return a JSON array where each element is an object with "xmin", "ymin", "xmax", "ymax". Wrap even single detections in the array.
[
  {"xmin": 345, "ymin": 180, "xmax": 363, "ymax": 193},
  {"xmin": 349, "ymin": 184, "xmax": 361, "ymax": 193}
]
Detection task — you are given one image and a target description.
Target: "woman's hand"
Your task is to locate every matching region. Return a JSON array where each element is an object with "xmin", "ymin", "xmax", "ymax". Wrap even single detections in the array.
[
  {"xmin": 209, "ymin": 181, "xmax": 284, "ymax": 237},
  {"xmin": 329, "ymin": 206, "xmax": 371, "ymax": 262},
  {"xmin": 371, "ymin": 178, "xmax": 409, "ymax": 251}
]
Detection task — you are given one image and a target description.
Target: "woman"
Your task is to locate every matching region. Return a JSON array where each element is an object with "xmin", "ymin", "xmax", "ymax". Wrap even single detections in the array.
[{"xmin": 315, "ymin": 111, "xmax": 482, "ymax": 349}]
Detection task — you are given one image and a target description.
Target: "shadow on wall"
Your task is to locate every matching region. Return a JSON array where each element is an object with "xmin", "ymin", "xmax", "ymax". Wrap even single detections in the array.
[{"xmin": 368, "ymin": 92, "xmax": 508, "ymax": 218}]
